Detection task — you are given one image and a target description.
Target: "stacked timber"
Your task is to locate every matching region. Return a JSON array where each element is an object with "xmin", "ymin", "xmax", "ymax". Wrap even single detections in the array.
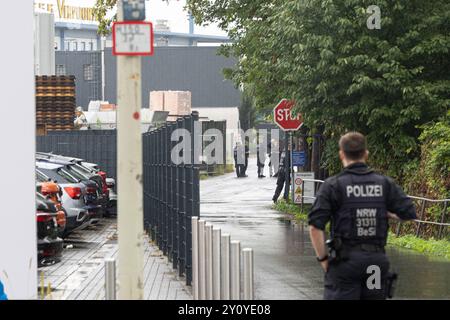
[{"xmin": 36, "ymin": 75, "xmax": 76, "ymax": 131}]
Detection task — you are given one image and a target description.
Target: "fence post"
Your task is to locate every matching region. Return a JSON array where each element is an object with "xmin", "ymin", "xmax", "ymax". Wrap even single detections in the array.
[
  {"xmin": 162, "ymin": 125, "xmax": 167, "ymax": 255},
  {"xmin": 191, "ymin": 217, "xmax": 199, "ymax": 300},
  {"xmin": 301, "ymin": 180, "xmax": 305, "ymax": 213},
  {"xmin": 205, "ymin": 223, "xmax": 214, "ymax": 299},
  {"xmin": 212, "ymin": 228, "xmax": 221, "ymax": 300},
  {"xmin": 198, "ymin": 220, "xmax": 206, "ymax": 300},
  {"xmin": 168, "ymin": 122, "xmax": 175, "ymax": 262},
  {"xmin": 415, "ymin": 200, "xmax": 427, "ymax": 237},
  {"xmin": 438, "ymin": 200, "xmax": 448, "ymax": 239},
  {"xmin": 242, "ymin": 248, "xmax": 254, "ymax": 300},
  {"xmin": 105, "ymin": 258, "xmax": 116, "ymax": 300},
  {"xmin": 230, "ymin": 240, "xmax": 241, "ymax": 300},
  {"xmin": 221, "ymin": 234, "xmax": 231, "ymax": 300}
]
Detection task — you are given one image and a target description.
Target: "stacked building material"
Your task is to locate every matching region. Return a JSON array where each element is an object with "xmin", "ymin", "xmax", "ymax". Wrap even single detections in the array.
[
  {"xmin": 149, "ymin": 91, "xmax": 192, "ymax": 120},
  {"xmin": 36, "ymin": 75, "xmax": 75, "ymax": 131}
]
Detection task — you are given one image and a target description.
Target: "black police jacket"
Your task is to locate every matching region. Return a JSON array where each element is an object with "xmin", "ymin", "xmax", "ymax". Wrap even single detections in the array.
[{"xmin": 308, "ymin": 163, "xmax": 416, "ymax": 247}]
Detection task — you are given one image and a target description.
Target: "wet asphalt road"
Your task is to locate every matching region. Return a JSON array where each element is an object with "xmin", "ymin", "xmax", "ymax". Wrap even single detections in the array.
[{"xmin": 200, "ymin": 159, "xmax": 450, "ymax": 300}]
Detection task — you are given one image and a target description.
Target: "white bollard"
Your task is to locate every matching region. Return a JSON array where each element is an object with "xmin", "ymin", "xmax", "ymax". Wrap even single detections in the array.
[
  {"xmin": 198, "ymin": 220, "xmax": 206, "ymax": 300},
  {"xmin": 221, "ymin": 234, "xmax": 231, "ymax": 300},
  {"xmin": 191, "ymin": 217, "xmax": 199, "ymax": 300},
  {"xmin": 205, "ymin": 223, "xmax": 214, "ymax": 299},
  {"xmin": 242, "ymin": 248, "xmax": 254, "ymax": 300},
  {"xmin": 105, "ymin": 258, "xmax": 116, "ymax": 300},
  {"xmin": 212, "ymin": 228, "xmax": 221, "ymax": 300},
  {"xmin": 230, "ymin": 240, "xmax": 241, "ymax": 300}
]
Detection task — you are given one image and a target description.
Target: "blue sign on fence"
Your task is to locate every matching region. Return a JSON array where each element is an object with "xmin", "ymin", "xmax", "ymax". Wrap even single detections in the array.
[{"xmin": 292, "ymin": 151, "xmax": 306, "ymax": 167}]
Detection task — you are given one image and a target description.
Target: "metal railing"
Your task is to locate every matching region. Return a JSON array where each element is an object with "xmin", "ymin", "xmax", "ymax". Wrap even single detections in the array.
[
  {"xmin": 143, "ymin": 112, "xmax": 201, "ymax": 285},
  {"xmin": 298, "ymin": 178, "xmax": 449, "ymax": 240},
  {"xmin": 192, "ymin": 217, "xmax": 254, "ymax": 300}
]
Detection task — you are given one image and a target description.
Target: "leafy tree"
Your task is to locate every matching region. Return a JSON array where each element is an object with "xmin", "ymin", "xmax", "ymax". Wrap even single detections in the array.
[
  {"xmin": 187, "ymin": 0, "xmax": 450, "ymax": 177},
  {"xmin": 239, "ymin": 91, "xmax": 256, "ymax": 132},
  {"xmin": 93, "ymin": 0, "xmax": 117, "ymax": 36}
]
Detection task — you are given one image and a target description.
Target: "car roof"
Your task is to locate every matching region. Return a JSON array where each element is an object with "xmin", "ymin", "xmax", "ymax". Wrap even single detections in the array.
[
  {"xmin": 36, "ymin": 158, "xmax": 74, "ymax": 166},
  {"xmin": 36, "ymin": 161, "xmax": 65, "ymax": 170},
  {"xmin": 36, "ymin": 152, "xmax": 84, "ymax": 163}
]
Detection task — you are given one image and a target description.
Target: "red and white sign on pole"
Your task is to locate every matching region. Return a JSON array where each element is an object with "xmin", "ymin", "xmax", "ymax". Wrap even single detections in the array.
[
  {"xmin": 113, "ymin": 21, "xmax": 154, "ymax": 56},
  {"xmin": 273, "ymin": 99, "xmax": 303, "ymax": 131}
]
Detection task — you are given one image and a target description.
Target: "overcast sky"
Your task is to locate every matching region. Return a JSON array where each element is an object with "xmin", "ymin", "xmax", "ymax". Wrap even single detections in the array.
[{"xmin": 36, "ymin": 0, "xmax": 227, "ymax": 36}]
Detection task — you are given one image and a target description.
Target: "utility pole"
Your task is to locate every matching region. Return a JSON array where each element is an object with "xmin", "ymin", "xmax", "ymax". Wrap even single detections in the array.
[{"xmin": 116, "ymin": 0, "xmax": 144, "ymax": 300}]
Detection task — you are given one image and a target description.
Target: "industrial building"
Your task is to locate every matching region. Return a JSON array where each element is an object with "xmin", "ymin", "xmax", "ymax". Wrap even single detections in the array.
[{"xmin": 34, "ymin": 0, "xmax": 231, "ymax": 51}]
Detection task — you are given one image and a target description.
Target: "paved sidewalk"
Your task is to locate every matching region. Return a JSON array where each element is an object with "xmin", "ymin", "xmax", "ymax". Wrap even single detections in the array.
[
  {"xmin": 39, "ymin": 218, "xmax": 192, "ymax": 300},
  {"xmin": 201, "ymin": 159, "xmax": 323, "ymax": 300}
]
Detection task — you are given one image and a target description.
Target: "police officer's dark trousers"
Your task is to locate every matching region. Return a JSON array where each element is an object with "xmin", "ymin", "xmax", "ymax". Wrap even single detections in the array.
[{"xmin": 324, "ymin": 248, "xmax": 389, "ymax": 300}]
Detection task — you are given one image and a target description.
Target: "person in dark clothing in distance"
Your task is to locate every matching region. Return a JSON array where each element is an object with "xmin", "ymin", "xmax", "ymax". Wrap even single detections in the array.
[{"xmin": 272, "ymin": 150, "xmax": 290, "ymax": 203}]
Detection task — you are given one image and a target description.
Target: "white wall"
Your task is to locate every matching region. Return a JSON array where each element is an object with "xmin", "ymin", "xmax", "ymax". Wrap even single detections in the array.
[
  {"xmin": 0, "ymin": 0, "xmax": 37, "ymax": 299},
  {"xmin": 34, "ymin": 12, "xmax": 55, "ymax": 75}
]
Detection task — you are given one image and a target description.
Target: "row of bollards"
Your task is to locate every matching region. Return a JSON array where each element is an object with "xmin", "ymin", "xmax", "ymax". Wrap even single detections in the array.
[{"xmin": 192, "ymin": 217, "xmax": 254, "ymax": 300}]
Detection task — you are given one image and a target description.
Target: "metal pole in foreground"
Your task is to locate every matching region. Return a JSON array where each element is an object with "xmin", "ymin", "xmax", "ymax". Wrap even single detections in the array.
[
  {"xmin": 230, "ymin": 240, "xmax": 241, "ymax": 300},
  {"xmin": 205, "ymin": 224, "xmax": 214, "ymax": 299},
  {"xmin": 212, "ymin": 228, "xmax": 221, "ymax": 300},
  {"xmin": 116, "ymin": 0, "xmax": 144, "ymax": 300},
  {"xmin": 242, "ymin": 248, "xmax": 254, "ymax": 300},
  {"xmin": 220, "ymin": 234, "xmax": 231, "ymax": 300},
  {"xmin": 198, "ymin": 220, "xmax": 206, "ymax": 300},
  {"xmin": 191, "ymin": 217, "xmax": 199, "ymax": 300},
  {"xmin": 105, "ymin": 258, "xmax": 116, "ymax": 300}
]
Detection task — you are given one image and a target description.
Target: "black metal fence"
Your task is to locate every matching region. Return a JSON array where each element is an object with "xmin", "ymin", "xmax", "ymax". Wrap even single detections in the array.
[
  {"xmin": 143, "ymin": 112, "xmax": 200, "ymax": 285},
  {"xmin": 299, "ymin": 179, "xmax": 449, "ymax": 240}
]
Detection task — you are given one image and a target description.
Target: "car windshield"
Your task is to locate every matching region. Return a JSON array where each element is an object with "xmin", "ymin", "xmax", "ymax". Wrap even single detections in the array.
[
  {"xmin": 73, "ymin": 163, "xmax": 94, "ymax": 175},
  {"xmin": 64, "ymin": 165, "xmax": 89, "ymax": 181},
  {"xmin": 39, "ymin": 168, "xmax": 73, "ymax": 184},
  {"xmin": 57, "ymin": 168, "xmax": 81, "ymax": 183},
  {"xmin": 36, "ymin": 170, "xmax": 50, "ymax": 182}
]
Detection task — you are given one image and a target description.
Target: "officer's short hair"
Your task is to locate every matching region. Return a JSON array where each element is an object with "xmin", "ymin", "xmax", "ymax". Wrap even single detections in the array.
[{"xmin": 339, "ymin": 132, "xmax": 367, "ymax": 160}]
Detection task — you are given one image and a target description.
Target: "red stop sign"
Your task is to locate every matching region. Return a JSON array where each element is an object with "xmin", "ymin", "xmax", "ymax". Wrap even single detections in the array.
[{"xmin": 273, "ymin": 99, "xmax": 303, "ymax": 131}]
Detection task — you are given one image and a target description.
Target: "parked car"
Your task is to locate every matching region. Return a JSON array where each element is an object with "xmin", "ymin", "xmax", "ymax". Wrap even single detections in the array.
[
  {"xmin": 36, "ymin": 180, "xmax": 66, "ymax": 236},
  {"xmin": 36, "ymin": 193, "xmax": 63, "ymax": 267},
  {"xmin": 37, "ymin": 153, "xmax": 115, "ymax": 215},
  {"xmin": 36, "ymin": 164, "xmax": 99, "ymax": 234},
  {"xmin": 36, "ymin": 154, "xmax": 109, "ymax": 215},
  {"xmin": 105, "ymin": 178, "xmax": 117, "ymax": 215}
]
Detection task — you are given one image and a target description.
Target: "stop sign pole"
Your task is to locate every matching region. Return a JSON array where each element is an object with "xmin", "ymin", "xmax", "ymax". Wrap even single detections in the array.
[{"xmin": 273, "ymin": 99, "xmax": 303, "ymax": 202}]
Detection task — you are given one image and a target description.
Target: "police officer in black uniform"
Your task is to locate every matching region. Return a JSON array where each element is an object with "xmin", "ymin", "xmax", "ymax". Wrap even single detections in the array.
[{"xmin": 308, "ymin": 132, "xmax": 417, "ymax": 300}]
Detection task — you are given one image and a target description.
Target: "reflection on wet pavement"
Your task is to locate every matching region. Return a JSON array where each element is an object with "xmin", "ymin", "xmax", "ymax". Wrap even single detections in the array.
[{"xmin": 201, "ymin": 160, "xmax": 450, "ymax": 300}]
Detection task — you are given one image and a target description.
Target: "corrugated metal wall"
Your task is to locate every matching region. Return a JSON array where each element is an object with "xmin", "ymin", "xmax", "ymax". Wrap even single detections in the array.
[
  {"xmin": 55, "ymin": 51, "xmax": 102, "ymax": 109},
  {"xmin": 36, "ymin": 130, "xmax": 117, "ymax": 179},
  {"xmin": 56, "ymin": 47, "xmax": 241, "ymax": 110}
]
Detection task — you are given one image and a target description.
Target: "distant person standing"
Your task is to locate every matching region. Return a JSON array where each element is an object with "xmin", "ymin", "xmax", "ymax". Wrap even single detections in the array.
[
  {"xmin": 268, "ymin": 139, "xmax": 280, "ymax": 177},
  {"xmin": 272, "ymin": 150, "xmax": 290, "ymax": 203},
  {"xmin": 241, "ymin": 142, "xmax": 250, "ymax": 177},
  {"xmin": 257, "ymin": 145, "xmax": 266, "ymax": 178},
  {"xmin": 233, "ymin": 142, "xmax": 247, "ymax": 178},
  {"xmin": 74, "ymin": 106, "xmax": 88, "ymax": 130}
]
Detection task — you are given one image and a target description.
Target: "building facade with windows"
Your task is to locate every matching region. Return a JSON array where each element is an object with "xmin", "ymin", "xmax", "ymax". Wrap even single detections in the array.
[{"xmin": 35, "ymin": 0, "xmax": 231, "ymax": 52}]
